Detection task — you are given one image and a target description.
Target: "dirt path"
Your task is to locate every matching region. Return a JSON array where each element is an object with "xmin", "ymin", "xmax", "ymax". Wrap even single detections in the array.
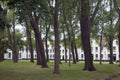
[{"xmin": 101, "ymin": 73, "xmax": 120, "ymax": 80}]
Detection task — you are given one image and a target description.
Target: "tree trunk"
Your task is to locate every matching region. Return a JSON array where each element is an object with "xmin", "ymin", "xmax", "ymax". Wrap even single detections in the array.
[
  {"xmin": 0, "ymin": 40, "xmax": 4, "ymax": 62},
  {"xmin": 99, "ymin": 35, "xmax": 103, "ymax": 64},
  {"xmin": 25, "ymin": 20, "xmax": 34, "ymax": 63},
  {"xmin": 30, "ymin": 14, "xmax": 48, "ymax": 68},
  {"xmin": 80, "ymin": 0, "xmax": 96, "ymax": 71},
  {"xmin": 12, "ymin": 24, "xmax": 18, "ymax": 63},
  {"xmin": 118, "ymin": 22, "xmax": 120, "ymax": 66},
  {"xmin": 7, "ymin": 25, "xmax": 12, "ymax": 50},
  {"xmin": 73, "ymin": 34, "xmax": 79, "ymax": 62},
  {"xmin": 113, "ymin": 0, "xmax": 120, "ymax": 66},
  {"xmin": 90, "ymin": 0, "xmax": 103, "ymax": 27},
  {"xmin": 71, "ymin": 26, "xmax": 76, "ymax": 64},
  {"xmin": 62, "ymin": 26, "xmax": 67, "ymax": 63},
  {"xmin": 35, "ymin": 34, "xmax": 42, "ymax": 65},
  {"xmin": 12, "ymin": 14, "xmax": 18, "ymax": 63},
  {"xmin": 0, "ymin": 53, "xmax": 4, "ymax": 62},
  {"xmin": 45, "ymin": 22, "xmax": 50, "ymax": 62},
  {"xmin": 71, "ymin": 40, "xmax": 76, "ymax": 64},
  {"xmin": 109, "ymin": 0, "xmax": 114, "ymax": 64},
  {"xmin": 99, "ymin": 25, "xmax": 103, "ymax": 64},
  {"xmin": 109, "ymin": 36, "xmax": 114, "ymax": 64},
  {"xmin": 74, "ymin": 40, "xmax": 79, "ymax": 62},
  {"xmin": 53, "ymin": 0, "xmax": 60, "ymax": 74}
]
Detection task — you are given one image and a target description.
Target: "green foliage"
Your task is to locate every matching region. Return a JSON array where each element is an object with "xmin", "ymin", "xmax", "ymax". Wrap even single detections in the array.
[
  {"xmin": 0, "ymin": 37, "xmax": 9, "ymax": 55},
  {"xmin": 0, "ymin": 19, "xmax": 5, "ymax": 32},
  {"xmin": 0, "ymin": 4, "xmax": 6, "ymax": 32}
]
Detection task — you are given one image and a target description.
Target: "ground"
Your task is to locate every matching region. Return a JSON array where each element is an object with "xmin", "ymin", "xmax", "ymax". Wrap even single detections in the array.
[{"xmin": 0, "ymin": 61, "xmax": 120, "ymax": 80}]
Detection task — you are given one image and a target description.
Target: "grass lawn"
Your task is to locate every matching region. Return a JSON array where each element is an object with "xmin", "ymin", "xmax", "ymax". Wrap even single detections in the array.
[{"xmin": 0, "ymin": 61, "xmax": 120, "ymax": 80}]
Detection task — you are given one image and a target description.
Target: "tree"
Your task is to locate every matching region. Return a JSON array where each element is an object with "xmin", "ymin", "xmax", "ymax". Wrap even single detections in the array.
[
  {"xmin": 25, "ymin": 19, "xmax": 34, "ymax": 63},
  {"xmin": 53, "ymin": 0, "xmax": 60, "ymax": 74},
  {"xmin": 12, "ymin": 11, "xmax": 18, "ymax": 63},
  {"xmin": 6, "ymin": 0, "xmax": 49, "ymax": 67},
  {"xmin": 80, "ymin": 0, "xmax": 96, "ymax": 71},
  {"xmin": 103, "ymin": 0, "xmax": 117, "ymax": 64},
  {"xmin": 113, "ymin": 0, "xmax": 120, "ymax": 66},
  {"xmin": 0, "ymin": 2, "xmax": 7, "ymax": 62},
  {"xmin": 61, "ymin": 0, "xmax": 78, "ymax": 64}
]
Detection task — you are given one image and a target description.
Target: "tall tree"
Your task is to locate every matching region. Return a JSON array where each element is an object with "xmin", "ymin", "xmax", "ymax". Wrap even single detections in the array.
[
  {"xmin": 0, "ymin": 4, "xmax": 7, "ymax": 62},
  {"xmin": 12, "ymin": 11, "xmax": 18, "ymax": 63},
  {"xmin": 53, "ymin": 0, "xmax": 60, "ymax": 74},
  {"xmin": 25, "ymin": 19, "xmax": 34, "ymax": 63},
  {"xmin": 61, "ymin": 0, "xmax": 78, "ymax": 64},
  {"xmin": 103, "ymin": 0, "xmax": 117, "ymax": 64},
  {"xmin": 113, "ymin": 0, "xmax": 120, "ymax": 66},
  {"xmin": 80, "ymin": 0, "xmax": 96, "ymax": 71},
  {"xmin": 22, "ymin": 0, "xmax": 48, "ymax": 67}
]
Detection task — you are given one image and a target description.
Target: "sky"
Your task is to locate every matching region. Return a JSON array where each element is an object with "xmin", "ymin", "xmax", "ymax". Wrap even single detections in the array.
[{"xmin": 15, "ymin": 24, "xmax": 23, "ymax": 30}]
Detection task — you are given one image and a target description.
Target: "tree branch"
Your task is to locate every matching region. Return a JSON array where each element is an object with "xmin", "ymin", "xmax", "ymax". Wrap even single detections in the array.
[
  {"xmin": 90, "ymin": 0, "xmax": 103, "ymax": 27},
  {"xmin": 113, "ymin": 0, "xmax": 120, "ymax": 16}
]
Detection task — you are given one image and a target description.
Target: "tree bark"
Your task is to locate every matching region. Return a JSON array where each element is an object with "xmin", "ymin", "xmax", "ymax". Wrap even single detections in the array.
[
  {"xmin": 45, "ymin": 22, "xmax": 50, "ymax": 62},
  {"xmin": 90, "ymin": 0, "xmax": 103, "ymax": 27},
  {"xmin": 71, "ymin": 25, "xmax": 76, "ymax": 64},
  {"xmin": 109, "ymin": 0, "xmax": 114, "ymax": 64},
  {"xmin": 109, "ymin": 36, "xmax": 114, "ymax": 64},
  {"xmin": 30, "ymin": 13, "xmax": 48, "ymax": 68},
  {"xmin": 25, "ymin": 20, "xmax": 34, "ymax": 63},
  {"xmin": 71, "ymin": 40, "xmax": 76, "ymax": 64},
  {"xmin": 118, "ymin": 23, "xmax": 120, "ymax": 66},
  {"xmin": 74, "ymin": 40, "xmax": 79, "ymax": 62},
  {"xmin": 35, "ymin": 34, "xmax": 42, "ymax": 65},
  {"xmin": 0, "ymin": 53, "xmax": 4, "ymax": 62},
  {"xmin": 113, "ymin": 0, "xmax": 120, "ymax": 66},
  {"xmin": 62, "ymin": 26, "xmax": 67, "ymax": 63},
  {"xmin": 53, "ymin": 0, "xmax": 60, "ymax": 74},
  {"xmin": 80, "ymin": 0, "xmax": 96, "ymax": 71},
  {"xmin": 12, "ymin": 13, "xmax": 18, "ymax": 63},
  {"xmin": 99, "ymin": 23, "xmax": 103, "ymax": 64},
  {"xmin": 0, "ymin": 39, "xmax": 4, "ymax": 62}
]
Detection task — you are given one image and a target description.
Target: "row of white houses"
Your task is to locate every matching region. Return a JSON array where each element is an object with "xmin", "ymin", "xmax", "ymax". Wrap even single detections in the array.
[{"xmin": 4, "ymin": 40, "xmax": 120, "ymax": 61}]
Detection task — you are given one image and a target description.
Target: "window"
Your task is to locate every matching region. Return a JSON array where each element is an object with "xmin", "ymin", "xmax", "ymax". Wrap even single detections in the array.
[
  {"xmin": 96, "ymin": 54, "xmax": 98, "ymax": 59},
  {"xmin": 29, "ymin": 55, "xmax": 31, "ymax": 58},
  {"xmin": 60, "ymin": 50, "xmax": 61, "ymax": 53},
  {"xmin": 81, "ymin": 54, "xmax": 84, "ymax": 59},
  {"xmin": 116, "ymin": 41, "xmax": 118, "ymax": 44},
  {"xmin": 101, "ymin": 54, "xmax": 103, "ymax": 59},
  {"xmin": 53, "ymin": 49, "xmax": 55, "ymax": 52},
  {"xmin": 95, "ymin": 47, "xmax": 98, "ymax": 52},
  {"xmin": 35, "ymin": 55, "xmax": 37, "ymax": 58},
  {"xmin": 19, "ymin": 53, "xmax": 21, "ymax": 58},
  {"xmin": 62, "ymin": 50, "xmax": 64, "ymax": 53},
  {"xmin": 21, "ymin": 47, "xmax": 24, "ymax": 52},
  {"xmin": 8, "ymin": 53, "xmax": 11, "ymax": 58},
  {"xmin": 113, "ymin": 46, "xmax": 116, "ymax": 51},
  {"xmin": 53, "ymin": 54, "xmax": 54, "ymax": 58},
  {"xmin": 50, "ymin": 54, "xmax": 52, "ymax": 59}
]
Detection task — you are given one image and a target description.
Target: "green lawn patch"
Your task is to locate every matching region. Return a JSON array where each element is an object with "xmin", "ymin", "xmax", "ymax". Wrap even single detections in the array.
[{"xmin": 0, "ymin": 61, "xmax": 120, "ymax": 80}]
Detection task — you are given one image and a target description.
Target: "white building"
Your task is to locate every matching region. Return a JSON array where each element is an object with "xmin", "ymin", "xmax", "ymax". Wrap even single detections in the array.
[{"xmin": 4, "ymin": 40, "xmax": 119, "ymax": 61}]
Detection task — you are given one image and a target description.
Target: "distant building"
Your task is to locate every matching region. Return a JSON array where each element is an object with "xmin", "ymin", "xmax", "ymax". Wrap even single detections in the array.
[{"xmin": 4, "ymin": 40, "xmax": 119, "ymax": 61}]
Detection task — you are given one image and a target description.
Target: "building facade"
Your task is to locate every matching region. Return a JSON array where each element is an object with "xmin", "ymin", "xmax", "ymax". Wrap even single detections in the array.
[{"xmin": 4, "ymin": 40, "xmax": 119, "ymax": 61}]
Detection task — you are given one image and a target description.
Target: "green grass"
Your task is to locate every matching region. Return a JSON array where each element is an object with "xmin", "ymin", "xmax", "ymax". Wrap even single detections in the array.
[{"xmin": 0, "ymin": 61, "xmax": 120, "ymax": 80}]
